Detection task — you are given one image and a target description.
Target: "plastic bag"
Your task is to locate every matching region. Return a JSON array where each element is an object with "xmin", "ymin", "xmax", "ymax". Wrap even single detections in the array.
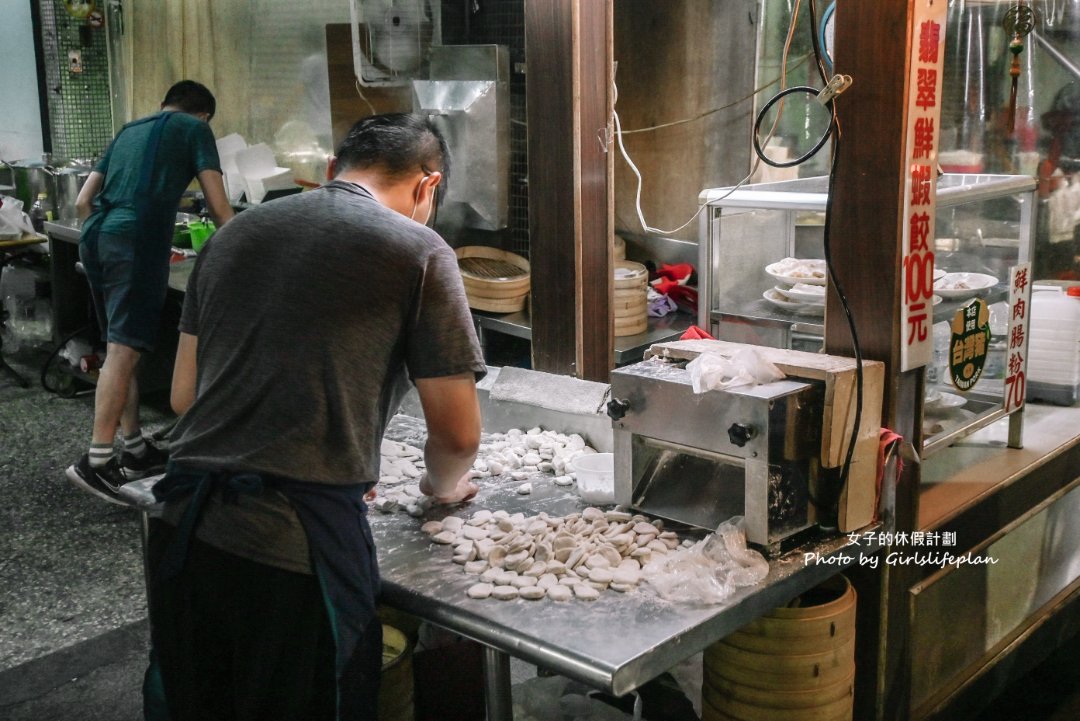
[
  {"xmin": 643, "ymin": 519, "xmax": 769, "ymax": 604},
  {"xmin": 685, "ymin": 348, "xmax": 785, "ymax": 394},
  {"xmin": 0, "ymin": 196, "xmax": 35, "ymax": 239}
]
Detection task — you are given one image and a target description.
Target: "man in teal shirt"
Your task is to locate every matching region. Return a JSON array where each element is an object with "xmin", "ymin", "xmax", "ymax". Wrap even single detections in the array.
[{"xmin": 67, "ymin": 80, "xmax": 234, "ymax": 503}]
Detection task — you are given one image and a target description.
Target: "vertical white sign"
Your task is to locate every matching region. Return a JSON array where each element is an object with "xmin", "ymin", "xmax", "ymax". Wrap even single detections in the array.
[
  {"xmin": 1004, "ymin": 263, "xmax": 1032, "ymax": 412},
  {"xmin": 900, "ymin": 0, "xmax": 948, "ymax": 371}
]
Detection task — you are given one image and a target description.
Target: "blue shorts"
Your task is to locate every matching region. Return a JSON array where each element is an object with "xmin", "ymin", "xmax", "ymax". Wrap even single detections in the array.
[{"xmin": 80, "ymin": 231, "xmax": 169, "ymax": 353}]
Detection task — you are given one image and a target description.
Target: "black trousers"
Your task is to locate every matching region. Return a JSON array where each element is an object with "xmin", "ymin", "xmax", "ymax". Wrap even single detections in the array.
[{"xmin": 146, "ymin": 520, "xmax": 381, "ymax": 721}]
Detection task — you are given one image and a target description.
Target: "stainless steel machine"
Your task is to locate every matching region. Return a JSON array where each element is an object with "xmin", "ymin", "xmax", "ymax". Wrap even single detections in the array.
[{"xmin": 607, "ymin": 340, "xmax": 884, "ymax": 553}]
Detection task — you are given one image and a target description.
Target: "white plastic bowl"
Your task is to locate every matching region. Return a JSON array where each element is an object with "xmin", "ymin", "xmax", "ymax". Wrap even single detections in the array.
[{"xmin": 571, "ymin": 452, "xmax": 615, "ymax": 504}]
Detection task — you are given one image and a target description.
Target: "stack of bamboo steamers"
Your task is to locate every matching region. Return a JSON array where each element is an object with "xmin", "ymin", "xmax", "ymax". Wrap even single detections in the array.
[{"xmin": 614, "ymin": 260, "xmax": 648, "ymax": 336}]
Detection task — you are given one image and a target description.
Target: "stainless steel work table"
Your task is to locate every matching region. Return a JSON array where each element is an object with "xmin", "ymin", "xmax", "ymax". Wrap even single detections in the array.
[{"xmin": 372, "ymin": 415, "xmax": 882, "ymax": 720}]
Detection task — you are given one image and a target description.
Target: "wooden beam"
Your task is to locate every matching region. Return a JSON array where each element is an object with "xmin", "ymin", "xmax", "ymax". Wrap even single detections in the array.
[
  {"xmin": 827, "ymin": 1, "xmax": 923, "ymax": 719},
  {"xmin": 526, "ymin": 0, "xmax": 613, "ymax": 379}
]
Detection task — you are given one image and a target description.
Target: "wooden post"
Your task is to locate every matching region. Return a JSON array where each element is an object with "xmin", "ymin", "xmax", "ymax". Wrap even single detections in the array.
[
  {"xmin": 525, "ymin": 0, "xmax": 613, "ymax": 380},
  {"xmin": 827, "ymin": 1, "xmax": 925, "ymax": 719}
]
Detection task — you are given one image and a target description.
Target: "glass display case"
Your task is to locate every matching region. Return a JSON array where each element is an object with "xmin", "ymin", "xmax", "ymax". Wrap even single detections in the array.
[{"xmin": 698, "ymin": 173, "xmax": 1037, "ymax": 454}]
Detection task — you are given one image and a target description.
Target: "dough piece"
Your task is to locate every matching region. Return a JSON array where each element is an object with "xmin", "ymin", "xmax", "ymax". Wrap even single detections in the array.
[
  {"xmin": 480, "ymin": 568, "xmax": 500, "ymax": 583},
  {"xmin": 573, "ymin": 584, "xmax": 600, "ymax": 601},
  {"xmin": 553, "ymin": 475, "xmax": 574, "ymax": 487},
  {"xmin": 494, "ymin": 571, "xmax": 518, "ymax": 586},
  {"xmin": 582, "ymin": 507, "xmax": 605, "ymax": 522},
  {"xmin": 510, "ymin": 471, "xmax": 530, "ymax": 481},
  {"xmin": 431, "ymin": 531, "xmax": 457, "ymax": 545},
  {"xmin": 467, "ymin": 583, "xmax": 494, "ymax": 599},
  {"xmin": 587, "ymin": 567, "xmax": 614, "ymax": 584},
  {"xmin": 523, "ymin": 561, "xmax": 548, "ymax": 577},
  {"xmin": 373, "ymin": 497, "xmax": 398, "ymax": 513},
  {"xmin": 505, "ymin": 550, "xmax": 531, "ymax": 570},
  {"xmin": 491, "ymin": 586, "xmax": 520, "ymax": 601},
  {"xmin": 441, "ymin": 516, "xmax": 464, "ymax": 532},
  {"xmin": 487, "ymin": 546, "xmax": 508, "ymax": 568},
  {"xmin": 609, "ymin": 583, "xmax": 634, "ymax": 593},
  {"xmin": 469, "ymin": 509, "xmax": 494, "ymax": 525},
  {"xmin": 536, "ymin": 573, "xmax": 559, "ymax": 589},
  {"xmin": 597, "ymin": 546, "xmax": 622, "ymax": 568},
  {"xmin": 516, "ymin": 483, "xmax": 533, "ymax": 495},
  {"xmin": 558, "ymin": 577, "xmax": 580, "ymax": 587},
  {"xmin": 464, "ymin": 560, "xmax": 488, "ymax": 575},
  {"xmin": 510, "ymin": 575, "xmax": 538, "ymax": 588},
  {"xmin": 547, "ymin": 585, "xmax": 573, "ymax": 602},
  {"xmin": 612, "ymin": 568, "xmax": 640, "ymax": 585},
  {"xmin": 618, "ymin": 559, "xmax": 641, "ymax": 571},
  {"xmin": 519, "ymin": 585, "xmax": 546, "ymax": 600},
  {"xmin": 488, "ymin": 460, "xmax": 505, "ymax": 476},
  {"xmin": 461, "ymin": 525, "xmax": 489, "ymax": 541},
  {"xmin": 584, "ymin": 555, "xmax": 610, "ymax": 570},
  {"xmin": 605, "ymin": 511, "xmax": 632, "ymax": 522},
  {"xmin": 420, "ymin": 521, "xmax": 443, "ymax": 535}
]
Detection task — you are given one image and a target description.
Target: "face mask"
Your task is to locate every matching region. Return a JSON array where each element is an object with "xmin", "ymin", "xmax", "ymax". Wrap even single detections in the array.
[{"xmin": 410, "ymin": 176, "xmax": 439, "ymax": 228}]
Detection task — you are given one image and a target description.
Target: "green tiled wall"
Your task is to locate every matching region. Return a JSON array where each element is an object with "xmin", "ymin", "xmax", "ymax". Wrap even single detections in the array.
[{"xmin": 39, "ymin": 0, "xmax": 113, "ymax": 161}]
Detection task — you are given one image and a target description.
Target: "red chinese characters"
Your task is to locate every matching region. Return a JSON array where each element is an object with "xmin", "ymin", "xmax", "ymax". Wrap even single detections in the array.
[
  {"xmin": 1004, "ymin": 266, "xmax": 1032, "ymax": 412},
  {"xmin": 901, "ymin": 15, "xmax": 945, "ymax": 370}
]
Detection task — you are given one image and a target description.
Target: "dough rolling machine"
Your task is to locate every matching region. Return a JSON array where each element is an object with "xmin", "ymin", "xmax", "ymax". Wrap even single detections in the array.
[{"xmin": 606, "ymin": 340, "xmax": 884, "ymax": 553}]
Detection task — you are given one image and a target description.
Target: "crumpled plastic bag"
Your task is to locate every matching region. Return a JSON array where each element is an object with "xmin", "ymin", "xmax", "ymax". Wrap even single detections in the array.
[
  {"xmin": 0, "ymin": 196, "xmax": 35, "ymax": 239},
  {"xmin": 644, "ymin": 519, "xmax": 769, "ymax": 604},
  {"xmin": 685, "ymin": 348, "xmax": 785, "ymax": 393}
]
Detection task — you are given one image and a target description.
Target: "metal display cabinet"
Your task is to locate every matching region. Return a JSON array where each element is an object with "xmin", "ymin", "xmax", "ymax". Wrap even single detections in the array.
[{"xmin": 698, "ymin": 174, "xmax": 1038, "ymax": 455}]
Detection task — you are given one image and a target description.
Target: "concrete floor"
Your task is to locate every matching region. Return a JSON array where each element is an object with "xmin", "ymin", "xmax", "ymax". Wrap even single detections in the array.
[{"xmin": 1, "ymin": 345, "xmax": 1078, "ymax": 720}]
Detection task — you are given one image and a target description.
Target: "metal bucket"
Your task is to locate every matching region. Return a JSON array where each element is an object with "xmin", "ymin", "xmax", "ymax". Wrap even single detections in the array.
[
  {"xmin": 3, "ymin": 157, "xmax": 54, "ymax": 211},
  {"xmin": 2, "ymin": 157, "xmax": 93, "ymax": 220},
  {"xmin": 52, "ymin": 161, "xmax": 93, "ymax": 221}
]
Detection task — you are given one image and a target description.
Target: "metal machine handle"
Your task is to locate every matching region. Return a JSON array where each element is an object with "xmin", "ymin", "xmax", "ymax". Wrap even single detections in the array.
[
  {"xmin": 606, "ymin": 397, "xmax": 631, "ymax": 421},
  {"xmin": 727, "ymin": 422, "xmax": 756, "ymax": 447}
]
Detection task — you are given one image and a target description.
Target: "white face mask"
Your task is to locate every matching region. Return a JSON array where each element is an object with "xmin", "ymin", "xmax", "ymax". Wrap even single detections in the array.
[{"xmin": 410, "ymin": 176, "xmax": 438, "ymax": 228}]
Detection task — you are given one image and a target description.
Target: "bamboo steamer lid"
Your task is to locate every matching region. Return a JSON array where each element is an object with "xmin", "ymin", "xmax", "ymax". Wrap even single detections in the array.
[
  {"xmin": 614, "ymin": 260, "xmax": 648, "ymax": 289},
  {"xmin": 455, "ymin": 246, "xmax": 530, "ymax": 312}
]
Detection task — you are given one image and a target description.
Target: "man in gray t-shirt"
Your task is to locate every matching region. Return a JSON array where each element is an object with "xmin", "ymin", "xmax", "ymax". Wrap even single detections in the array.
[{"xmin": 147, "ymin": 114, "xmax": 485, "ymax": 721}]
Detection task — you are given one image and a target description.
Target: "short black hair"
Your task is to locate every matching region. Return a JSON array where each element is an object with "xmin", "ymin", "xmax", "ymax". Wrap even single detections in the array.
[
  {"xmin": 334, "ymin": 113, "xmax": 450, "ymax": 183},
  {"xmin": 162, "ymin": 80, "xmax": 216, "ymax": 119}
]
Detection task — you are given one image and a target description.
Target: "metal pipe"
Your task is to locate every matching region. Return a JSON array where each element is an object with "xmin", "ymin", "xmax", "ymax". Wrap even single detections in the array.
[
  {"xmin": 1033, "ymin": 32, "xmax": 1080, "ymax": 85},
  {"xmin": 482, "ymin": 646, "xmax": 513, "ymax": 721}
]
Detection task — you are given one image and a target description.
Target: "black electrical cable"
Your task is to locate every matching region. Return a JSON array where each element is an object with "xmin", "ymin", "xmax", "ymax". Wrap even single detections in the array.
[
  {"xmin": 808, "ymin": 0, "xmax": 864, "ymax": 494},
  {"xmin": 752, "ymin": 86, "xmax": 834, "ymax": 168}
]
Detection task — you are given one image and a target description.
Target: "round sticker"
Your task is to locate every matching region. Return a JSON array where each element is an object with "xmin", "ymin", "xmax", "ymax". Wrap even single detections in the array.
[{"xmin": 948, "ymin": 298, "xmax": 991, "ymax": 391}]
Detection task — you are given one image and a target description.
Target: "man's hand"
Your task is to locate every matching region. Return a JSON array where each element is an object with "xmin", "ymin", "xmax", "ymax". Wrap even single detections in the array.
[{"xmin": 419, "ymin": 472, "xmax": 479, "ymax": 505}]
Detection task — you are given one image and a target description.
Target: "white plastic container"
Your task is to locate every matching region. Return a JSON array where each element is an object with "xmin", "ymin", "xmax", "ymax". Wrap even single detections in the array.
[
  {"xmin": 571, "ymin": 452, "xmax": 615, "ymax": 504},
  {"xmin": 1027, "ymin": 285, "xmax": 1080, "ymax": 405}
]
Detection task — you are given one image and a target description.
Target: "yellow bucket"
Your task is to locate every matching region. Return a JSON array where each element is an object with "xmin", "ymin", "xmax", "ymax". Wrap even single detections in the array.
[{"xmin": 378, "ymin": 624, "xmax": 414, "ymax": 721}]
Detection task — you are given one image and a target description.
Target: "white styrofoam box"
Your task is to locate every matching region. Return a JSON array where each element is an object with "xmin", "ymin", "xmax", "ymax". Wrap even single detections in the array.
[
  {"xmin": 1028, "ymin": 287, "xmax": 1080, "ymax": 387},
  {"xmin": 216, "ymin": 133, "xmax": 250, "ymax": 204},
  {"xmin": 233, "ymin": 143, "xmax": 294, "ymax": 203}
]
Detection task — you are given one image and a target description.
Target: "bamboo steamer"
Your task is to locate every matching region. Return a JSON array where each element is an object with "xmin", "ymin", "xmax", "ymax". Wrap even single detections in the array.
[
  {"xmin": 613, "ymin": 234, "xmax": 626, "ymax": 261},
  {"xmin": 614, "ymin": 260, "xmax": 648, "ymax": 337},
  {"xmin": 703, "ymin": 576, "xmax": 856, "ymax": 721},
  {"xmin": 706, "ymin": 668, "xmax": 855, "ymax": 709},
  {"xmin": 378, "ymin": 625, "xmax": 414, "ymax": 721},
  {"xmin": 455, "ymin": 246, "xmax": 530, "ymax": 313}
]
